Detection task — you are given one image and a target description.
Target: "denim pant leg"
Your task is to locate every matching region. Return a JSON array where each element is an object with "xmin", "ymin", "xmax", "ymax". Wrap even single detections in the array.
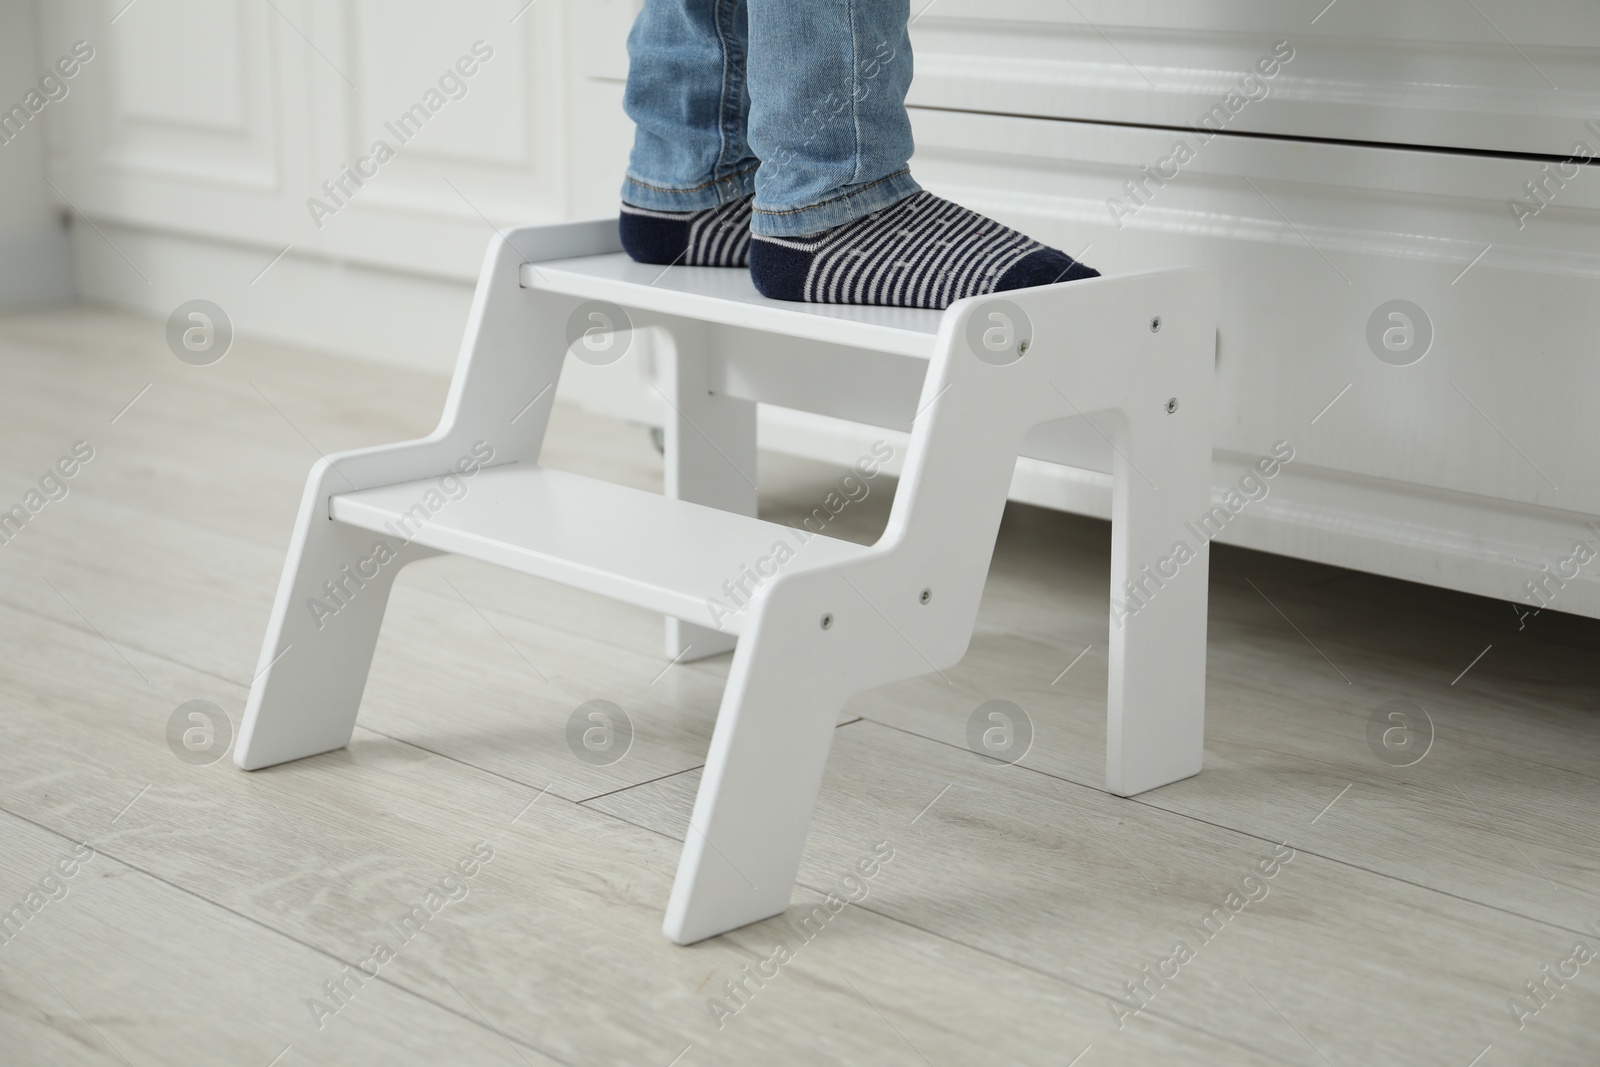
[
  {"xmin": 622, "ymin": 0, "xmax": 759, "ymax": 211},
  {"xmin": 746, "ymin": 0, "xmax": 921, "ymax": 237}
]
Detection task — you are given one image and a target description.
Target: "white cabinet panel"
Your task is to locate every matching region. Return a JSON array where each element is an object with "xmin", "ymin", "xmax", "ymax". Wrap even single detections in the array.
[
  {"xmin": 898, "ymin": 107, "xmax": 1600, "ymax": 615},
  {"xmin": 909, "ymin": 0, "xmax": 1600, "ymax": 157},
  {"xmin": 909, "ymin": 107, "xmax": 1600, "ymax": 515}
]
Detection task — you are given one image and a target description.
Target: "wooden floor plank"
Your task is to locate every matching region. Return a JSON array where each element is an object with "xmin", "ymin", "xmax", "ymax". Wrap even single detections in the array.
[
  {"xmin": 843, "ymin": 502, "xmax": 1600, "ymax": 932},
  {"xmin": 588, "ymin": 720, "xmax": 1600, "ymax": 1066},
  {"xmin": 0, "ymin": 811, "xmax": 565, "ymax": 1067},
  {"xmin": 0, "ymin": 604, "xmax": 1267, "ymax": 1066}
]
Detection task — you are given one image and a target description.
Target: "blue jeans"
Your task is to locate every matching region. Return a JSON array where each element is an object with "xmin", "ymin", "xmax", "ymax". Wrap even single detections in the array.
[{"xmin": 621, "ymin": 0, "xmax": 921, "ymax": 237}]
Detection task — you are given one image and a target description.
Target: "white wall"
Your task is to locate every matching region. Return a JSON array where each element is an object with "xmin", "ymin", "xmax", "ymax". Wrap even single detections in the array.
[{"xmin": 0, "ymin": 0, "xmax": 75, "ymax": 311}]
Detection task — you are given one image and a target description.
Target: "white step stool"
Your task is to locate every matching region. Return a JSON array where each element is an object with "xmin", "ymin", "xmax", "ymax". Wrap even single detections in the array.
[{"xmin": 235, "ymin": 218, "xmax": 1216, "ymax": 945}]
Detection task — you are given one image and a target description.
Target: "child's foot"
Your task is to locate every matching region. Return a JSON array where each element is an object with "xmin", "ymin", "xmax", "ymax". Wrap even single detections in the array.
[
  {"xmin": 619, "ymin": 196, "xmax": 754, "ymax": 267},
  {"xmin": 748, "ymin": 191, "xmax": 1097, "ymax": 309}
]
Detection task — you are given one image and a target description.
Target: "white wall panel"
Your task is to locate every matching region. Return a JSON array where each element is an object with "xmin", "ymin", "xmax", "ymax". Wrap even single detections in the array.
[
  {"xmin": 299, "ymin": 0, "xmax": 570, "ymax": 278},
  {"xmin": 39, "ymin": 0, "xmax": 309, "ymax": 257},
  {"xmin": 97, "ymin": 0, "xmax": 278, "ymax": 191},
  {"xmin": 41, "ymin": 0, "xmax": 572, "ymax": 283},
  {"xmin": 351, "ymin": 4, "xmax": 529, "ymax": 169},
  {"xmin": 111, "ymin": 0, "xmax": 247, "ymax": 132},
  {"xmin": 564, "ymin": 0, "xmax": 637, "ymax": 219}
]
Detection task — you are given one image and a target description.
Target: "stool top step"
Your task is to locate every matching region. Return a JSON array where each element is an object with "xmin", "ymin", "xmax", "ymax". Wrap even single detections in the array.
[
  {"xmin": 331, "ymin": 464, "xmax": 873, "ymax": 637},
  {"xmin": 521, "ymin": 252, "xmax": 943, "ymax": 358}
]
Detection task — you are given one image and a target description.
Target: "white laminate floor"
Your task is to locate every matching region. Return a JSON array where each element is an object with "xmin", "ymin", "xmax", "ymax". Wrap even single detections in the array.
[{"xmin": 1, "ymin": 306, "xmax": 1596, "ymax": 1066}]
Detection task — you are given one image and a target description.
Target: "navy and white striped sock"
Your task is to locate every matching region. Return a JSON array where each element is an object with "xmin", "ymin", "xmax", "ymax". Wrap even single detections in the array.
[
  {"xmin": 619, "ymin": 196, "xmax": 754, "ymax": 268},
  {"xmin": 749, "ymin": 192, "xmax": 1098, "ymax": 309}
]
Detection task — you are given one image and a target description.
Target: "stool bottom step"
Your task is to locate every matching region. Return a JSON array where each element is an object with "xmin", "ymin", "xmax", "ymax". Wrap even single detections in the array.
[{"xmin": 331, "ymin": 464, "xmax": 871, "ymax": 635}]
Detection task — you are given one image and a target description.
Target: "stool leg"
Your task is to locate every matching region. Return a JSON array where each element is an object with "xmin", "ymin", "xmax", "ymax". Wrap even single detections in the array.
[
  {"xmin": 236, "ymin": 229, "xmax": 576, "ymax": 770},
  {"xmin": 657, "ymin": 321, "xmax": 758, "ymax": 661},
  {"xmin": 947, "ymin": 268, "xmax": 1216, "ymax": 797},
  {"xmin": 235, "ymin": 464, "xmax": 437, "ymax": 770},
  {"xmin": 1104, "ymin": 402, "xmax": 1212, "ymax": 796},
  {"xmin": 662, "ymin": 612, "xmax": 846, "ymax": 944}
]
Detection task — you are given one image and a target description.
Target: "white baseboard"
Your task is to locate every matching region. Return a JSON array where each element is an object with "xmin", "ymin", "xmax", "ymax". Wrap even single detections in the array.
[
  {"xmin": 67, "ymin": 220, "xmax": 678, "ymax": 425},
  {"xmin": 70, "ymin": 222, "xmax": 475, "ymax": 376}
]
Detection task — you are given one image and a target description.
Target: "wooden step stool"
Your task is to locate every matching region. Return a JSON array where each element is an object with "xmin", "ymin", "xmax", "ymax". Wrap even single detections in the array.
[{"xmin": 235, "ymin": 219, "xmax": 1216, "ymax": 944}]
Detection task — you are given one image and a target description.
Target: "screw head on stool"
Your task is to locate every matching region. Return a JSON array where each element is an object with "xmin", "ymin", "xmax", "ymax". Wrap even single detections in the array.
[
  {"xmin": 919, "ymin": 588, "xmax": 932, "ymax": 605},
  {"xmin": 1150, "ymin": 315, "xmax": 1162, "ymax": 333},
  {"xmin": 1165, "ymin": 397, "xmax": 1179, "ymax": 414},
  {"xmin": 820, "ymin": 613, "xmax": 834, "ymax": 630}
]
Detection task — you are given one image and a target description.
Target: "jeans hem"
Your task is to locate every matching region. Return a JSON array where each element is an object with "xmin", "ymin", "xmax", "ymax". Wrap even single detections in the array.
[
  {"xmin": 622, "ymin": 167, "xmax": 757, "ymax": 212},
  {"xmin": 750, "ymin": 170, "xmax": 923, "ymax": 237}
]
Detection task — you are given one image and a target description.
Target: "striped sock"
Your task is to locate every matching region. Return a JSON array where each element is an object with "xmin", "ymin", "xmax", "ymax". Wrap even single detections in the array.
[
  {"xmin": 619, "ymin": 196, "xmax": 754, "ymax": 268},
  {"xmin": 749, "ymin": 192, "xmax": 1098, "ymax": 309}
]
